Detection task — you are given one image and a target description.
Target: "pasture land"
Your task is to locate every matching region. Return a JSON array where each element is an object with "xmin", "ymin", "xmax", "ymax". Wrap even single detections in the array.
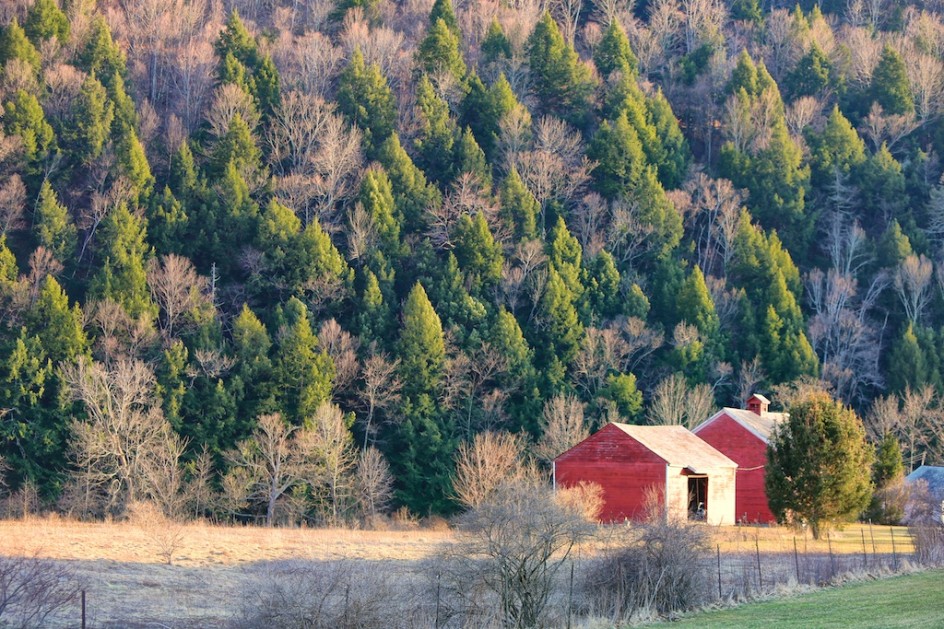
[
  {"xmin": 648, "ymin": 568, "xmax": 944, "ymax": 628},
  {"xmin": 0, "ymin": 518, "xmax": 919, "ymax": 627}
]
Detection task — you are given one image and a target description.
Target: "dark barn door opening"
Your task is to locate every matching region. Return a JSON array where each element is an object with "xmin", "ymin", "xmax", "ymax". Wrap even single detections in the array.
[{"xmin": 688, "ymin": 476, "xmax": 708, "ymax": 520}]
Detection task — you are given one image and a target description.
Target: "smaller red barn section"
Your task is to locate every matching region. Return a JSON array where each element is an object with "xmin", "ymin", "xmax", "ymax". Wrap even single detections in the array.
[
  {"xmin": 553, "ymin": 424, "xmax": 736, "ymax": 525},
  {"xmin": 692, "ymin": 394, "xmax": 786, "ymax": 524}
]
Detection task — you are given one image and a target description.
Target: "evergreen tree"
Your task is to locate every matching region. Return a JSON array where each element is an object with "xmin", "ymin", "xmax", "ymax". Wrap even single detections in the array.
[
  {"xmin": 871, "ymin": 45, "xmax": 914, "ymax": 116},
  {"xmin": 428, "ymin": 0, "xmax": 459, "ymax": 35},
  {"xmin": 527, "ymin": 13, "xmax": 595, "ymax": 125},
  {"xmin": 766, "ymin": 392, "xmax": 873, "ymax": 538},
  {"xmin": 453, "ymin": 212, "xmax": 503, "ymax": 293},
  {"xmin": 88, "ymin": 203, "xmax": 155, "ymax": 319},
  {"xmin": 536, "ymin": 266, "xmax": 583, "ymax": 375},
  {"xmin": 646, "ymin": 89, "xmax": 690, "ymax": 190},
  {"xmin": 231, "ymin": 305, "xmax": 277, "ymax": 439},
  {"xmin": 25, "ymin": 276, "xmax": 87, "ymax": 367},
  {"xmin": 481, "ymin": 19, "xmax": 511, "ymax": 65},
  {"xmin": 455, "ymin": 126, "xmax": 491, "ymax": 187},
  {"xmin": 24, "ymin": 0, "xmax": 69, "ymax": 44},
  {"xmin": 594, "ymin": 20, "xmax": 637, "ymax": 78},
  {"xmin": 785, "ymin": 43, "xmax": 831, "ymax": 100},
  {"xmin": 399, "ymin": 283, "xmax": 447, "ymax": 400},
  {"xmin": 66, "ymin": 73, "xmax": 114, "ymax": 164},
  {"xmin": 413, "ymin": 75, "xmax": 458, "ymax": 186},
  {"xmin": 336, "ymin": 50, "xmax": 397, "ymax": 154},
  {"xmin": 806, "ymin": 106, "xmax": 866, "ymax": 189},
  {"xmin": 274, "ymin": 298, "xmax": 335, "ymax": 425},
  {"xmin": 885, "ymin": 324, "xmax": 927, "ymax": 393},
  {"xmin": 4, "ymin": 90, "xmax": 56, "ymax": 177},
  {"xmin": 588, "ymin": 112, "xmax": 646, "ymax": 199},
  {"xmin": 857, "ymin": 143, "xmax": 906, "ymax": 231},
  {"xmin": 867, "ymin": 433, "xmax": 906, "ymax": 524},
  {"xmin": 0, "ymin": 18, "xmax": 41, "ymax": 73},
  {"xmin": 416, "ymin": 18, "xmax": 466, "ymax": 81},
  {"xmin": 77, "ymin": 17, "xmax": 126, "ymax": 86},
  {"xmin": 359, "ymin": 166, "xmax": 402, "ymax": 257},
  {"xmin": 148, "ymin": 187, "xmax": 188, "ymax": 255},
  {"xmin": 499, "ymin": 167, "xmax": 539, "ymax": 241},
  {"xmin": 376, "ymin": 133, "xmax": 442, "ymax": 232},
  {"xmin": 584, "ymin": 250, "xmax": 622, "ymax": 322},
  {"xmin": 34, "ymin": 180, "xmax": 76, "ymax": 263}
]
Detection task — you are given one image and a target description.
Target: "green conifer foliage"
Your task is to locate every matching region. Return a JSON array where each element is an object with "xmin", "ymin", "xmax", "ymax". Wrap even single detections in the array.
[
  {"xmin": 0, "ymin": 18, "xmax": 41, "ymax": 72},
  {"xmin": 417, "ymin": 18, "xmax": 466, "ymax": 81},
  {"xmin": 66, "ymin": 73, "xmax": 113, "ymax": 164},
  {"xmin": 786, "ymin": 43, "xmax": 831, "ymax": 100},
  {"xmin": 337, "ymin": 50, "xmax": 397, "ymax": 153},
  {"xmin": 413, "ymin": 75, "xmax": 458, "ymax": 186},
  {"xmin": 376, "ymin": 133, "xmax": 442, "ymax": 232},
  {"xmin": 453, "ymin": 212, "xmax": 503, "ymax": 293},
  {"xmin": 89, "ymin": 202, "xmax": 155, "ymax": 320},
  {"xmin": 275, "ymin": 298, "xmax": 335, "ymax": 424},
  {"xmin": 594, "ymin": 20, "xmax": 637, "ymax": 78},
  {"xmin": 77, "ymin": 17, "xmax": 126, "ymax": 86},
  {"xmin": 34, "ymin": 180, "xmax": 76, "ymax": 263},
  {"xmin": 499, "ymin": 167, "xmax": 539, "ymax": 241},
  {"xmin": 588, "ymin": 112, "xmax": 646, "ymax": 199},
  {"xmin": 806, "ymin": 106, "xmax": 866, "ymax": 188},
  {"xmin": 24, "ymin": 0, "xmax": 69, "ymax": 44},
  {"xmin": 4, "ymin": 90, "xmax": 56, "ymax": 174},
  {"xmin": 399, "ymin": 283, "xmax": 447, "ymax": 399},
  {"xmin": 527, "ymin": 13, "xmax": 595, "ymax": 125},
  {"xmin": 481, "ymin": 19, "xmax": 511, "ymax": 65},
  {"xmin": 871, "ymin": 45, "xmax": 914, "ymax": 116}
]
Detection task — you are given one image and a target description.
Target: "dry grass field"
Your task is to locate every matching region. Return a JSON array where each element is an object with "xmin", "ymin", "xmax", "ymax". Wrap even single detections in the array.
[{"xmin": 0, "ymin": 517, "xmax": 915, "ymax": 627}]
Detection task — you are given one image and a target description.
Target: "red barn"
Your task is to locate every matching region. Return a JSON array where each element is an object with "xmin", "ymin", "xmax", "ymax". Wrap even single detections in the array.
[
  {"xmin": 692, "ymin": 394, "xmax": 786, "ymax": 524},
  {"xmin": 553, "ymin": 424, "xmax": 736, "ymax": 525}
]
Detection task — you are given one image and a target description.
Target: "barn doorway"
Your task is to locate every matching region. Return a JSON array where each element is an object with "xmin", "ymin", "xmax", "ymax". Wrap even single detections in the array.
[{"xmin": 688, "ymin": 476, "xmax": 708, "ymax": 520}]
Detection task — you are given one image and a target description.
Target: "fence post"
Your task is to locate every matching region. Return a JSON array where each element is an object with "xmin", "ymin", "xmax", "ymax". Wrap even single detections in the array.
[
  {"xmin": 755, "ymin": 533, "xmax": 763, "ymax": 590},
  {"xmin": 891, "ymin": 527, "xmax": 898, "ymax": 571},
  {"xmin": 717, "ymin": 544, "xmax": 723, "ymax": 600},
  {"xmin": 81, "ymin": 590, "xmax": 86, "ymax": 629},
  {"xmin": 793, "ymin": 536, "xmax": 800, "ymax": 584},
  {"xmin": 869, "ymin": 520, "xmax": 876, "ymax": 554},
  {"xmin": 861, "ymin": 529, "xmax": 868, "ymax": 569},
  {"xmin": 827, "ymin": 532, "xmax": 836, "ymax": 579}
]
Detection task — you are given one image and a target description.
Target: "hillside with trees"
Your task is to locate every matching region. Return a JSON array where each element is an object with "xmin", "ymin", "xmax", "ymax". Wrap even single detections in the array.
[{"xmin": 1, "ymin": 0, "xmax": 943, "ymax": 521}]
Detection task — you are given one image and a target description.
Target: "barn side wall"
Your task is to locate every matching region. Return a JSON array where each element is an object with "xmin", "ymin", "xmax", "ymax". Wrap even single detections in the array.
[
  {"xmin": 696, "ymin": 415, "xmax": 776, "ymax": 523},
  {"xmin": 555, "ymin": 427, "xmax": 667, "ymax": 522}
]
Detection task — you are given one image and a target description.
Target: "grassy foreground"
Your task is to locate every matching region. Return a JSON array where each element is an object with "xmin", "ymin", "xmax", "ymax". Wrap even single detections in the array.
[{"xmin": 651, "ymin": 569, "xmax": 944, "ymax": 628}]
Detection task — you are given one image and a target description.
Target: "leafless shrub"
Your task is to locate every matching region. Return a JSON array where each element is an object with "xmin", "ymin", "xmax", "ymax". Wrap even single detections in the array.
[
  {"xmin": 906, "ymin": 480, "xmax": 944, "ymax": 565},
  {"xmin": 0, "ymin": 554, "xmax": 80, "ymax": 629},
  {"xmin": 438, "ymin": 477, "xmax": 595, "ymax": 628},
  {"xmin": 581, "ymin": 516, "xmax": 712, "ymax": 620},
  {"xmin": 127, "ymin": 500, "xmax": 185, "ymax": 565},
  {"xmin": 555, "ymin": 480, "xmax": 604, "ymax": 521},
  {"xmin": 231, "ymin": 560, "xmax": 402, "ymax": 629}
]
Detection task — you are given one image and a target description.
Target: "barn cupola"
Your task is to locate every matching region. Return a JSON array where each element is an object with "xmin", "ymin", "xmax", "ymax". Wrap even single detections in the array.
[{"xmin": 746, "ymin": 394, "xmax": 770, "ymax": 416}]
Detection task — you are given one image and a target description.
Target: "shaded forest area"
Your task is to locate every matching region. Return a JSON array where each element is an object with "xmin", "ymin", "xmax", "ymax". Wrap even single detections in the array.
[{"xmin": 0, "ymin": 0, "xmax": 943, "ymax": 520}]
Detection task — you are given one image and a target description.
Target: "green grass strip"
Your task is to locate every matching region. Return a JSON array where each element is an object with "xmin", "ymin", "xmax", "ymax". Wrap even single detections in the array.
[{"xmin": 647, "ymin": 569, "xmax": 944, "ymax": 628}]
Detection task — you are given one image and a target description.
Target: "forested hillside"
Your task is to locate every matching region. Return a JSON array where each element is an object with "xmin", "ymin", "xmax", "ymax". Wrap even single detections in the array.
[{"xmin": 0, "ymin": 0, "xmax": 942, "ymax": 520}]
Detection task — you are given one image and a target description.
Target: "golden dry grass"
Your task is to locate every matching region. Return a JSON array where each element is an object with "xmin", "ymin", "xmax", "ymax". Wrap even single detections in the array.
[{"xmin": 0, "ymin": 517, "xmax": 916, "ymax": 627}]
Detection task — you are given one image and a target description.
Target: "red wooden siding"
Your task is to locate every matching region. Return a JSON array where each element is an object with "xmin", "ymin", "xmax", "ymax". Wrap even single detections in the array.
[
  {"xmin": 695, "ymin": 414, "xmax": 776, "ymax": 523},
  {"xmin": 555, "ymin": 425, "xmax": 666, "ymax": 522}
]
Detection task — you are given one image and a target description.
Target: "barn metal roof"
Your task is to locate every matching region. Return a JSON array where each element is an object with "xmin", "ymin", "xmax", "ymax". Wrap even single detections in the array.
[
  {"xmin": 610, "ymin": 423, "xmax": 737, "ymax": 472},
  {"xmin": 906, "ymin": 466, "xmax": 944, "ymax": 496},
  {"xmin": 693, "ymin": 407, "xmax": 788, "ymax": 443}
]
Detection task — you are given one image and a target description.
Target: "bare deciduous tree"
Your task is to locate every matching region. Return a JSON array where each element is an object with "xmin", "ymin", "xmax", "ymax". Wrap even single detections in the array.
[
  {"xmin": 453, "ymin": 431, "xmax": 527, "ymax": 509},
  {"xmin": 647, "ymin": 373, "xmax": 714, "ymax": 429},
  {"xmin": 65, "ymin": 358, "xmax": 185, "ymax": 516},
  {"xmin": 0, "ymin": 554, "xmax": 80, "ymax": 629},
  {"xmin": 356, "ymin": 354, "xmax": 402, "ymax": 449},
  {"xmin": 146, "ymin": 254, "xmax": 210, "ymax": 342},
  {"xmin": 534, "ymin": 395, "xmax": 588, "ymax": 463},
  {"xmin": 297, "ymin": 402, "xmax": 358, "ymax": 524},
  {"xmin": 318, "ymin": 319, "xmax": 360, "ymax": 396},
  {"xmin": 355, "ymin": 447, "xmax": 393, "ymax": 520},
  {"xmin": 225, "ymin": 413, "xmax": 304, "ymax": 526},
  {"xmin": 894, "ymin": 253, "xmax": 934, "ymax": 324}
]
